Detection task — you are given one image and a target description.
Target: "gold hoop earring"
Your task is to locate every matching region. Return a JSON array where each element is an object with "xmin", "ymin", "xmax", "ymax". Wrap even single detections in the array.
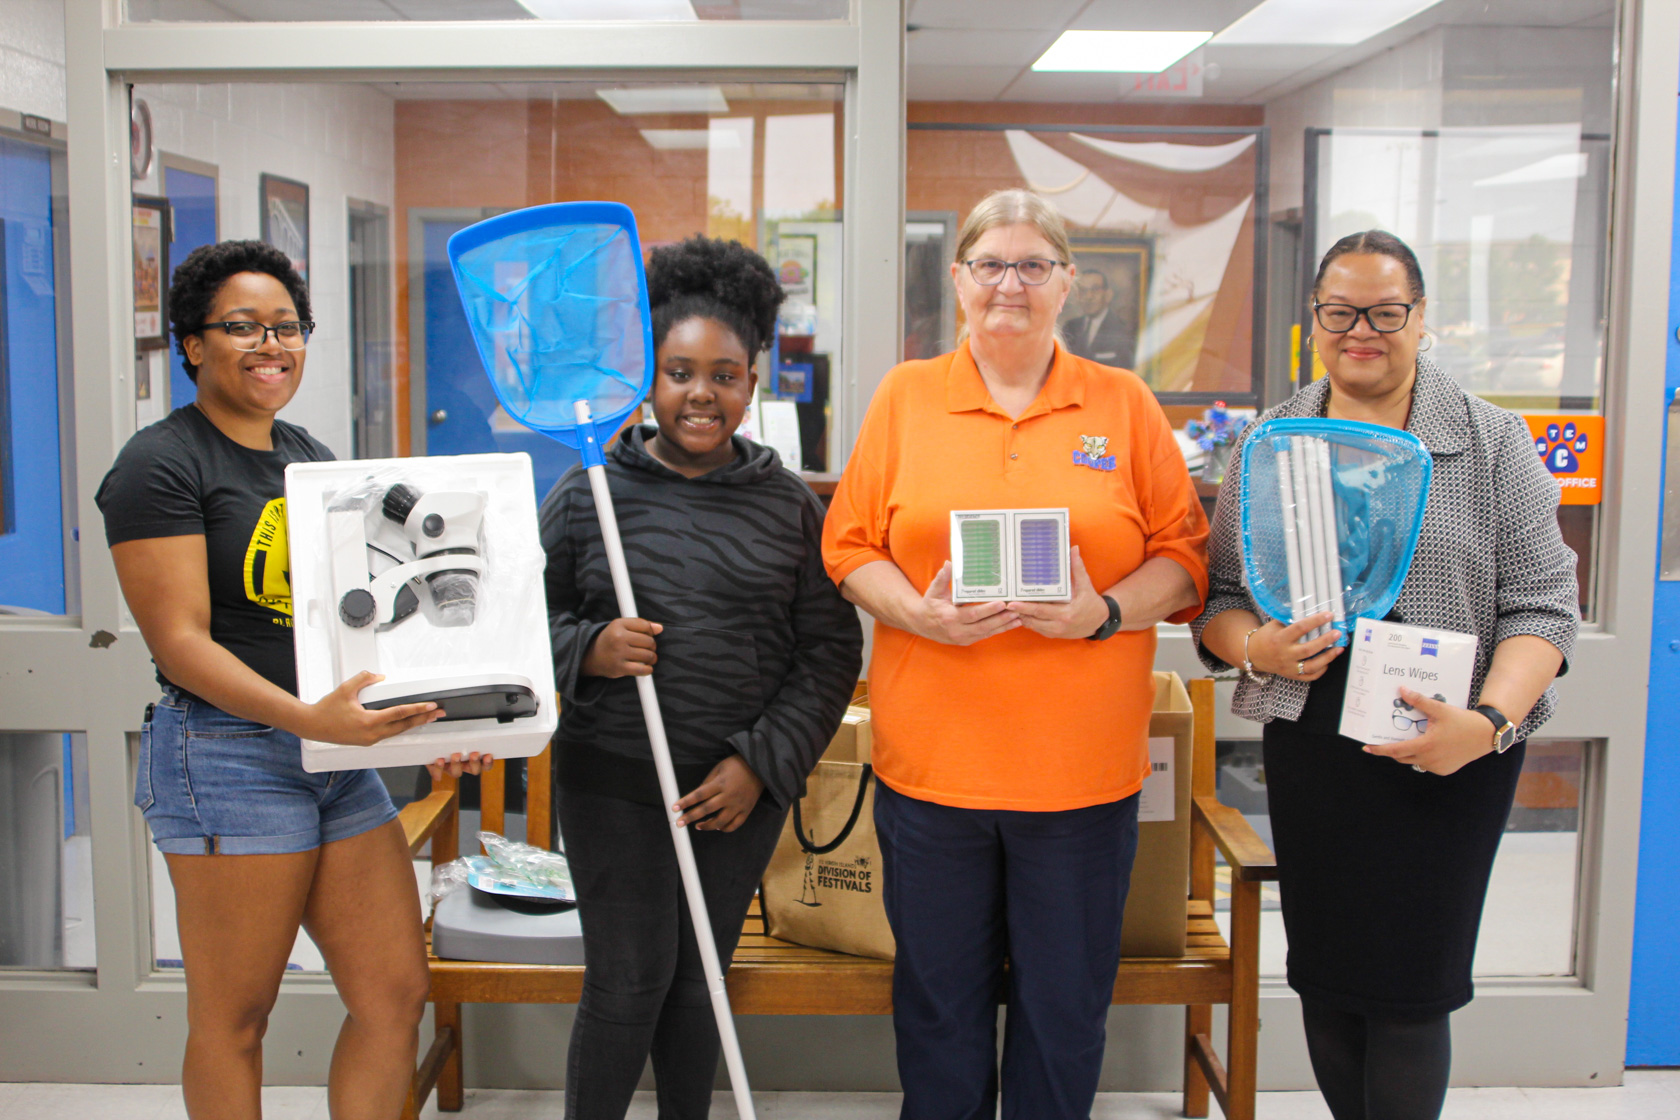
[{"xmin": 1418, "ymin": 333, "xmax": 1434, "ymax": 353}]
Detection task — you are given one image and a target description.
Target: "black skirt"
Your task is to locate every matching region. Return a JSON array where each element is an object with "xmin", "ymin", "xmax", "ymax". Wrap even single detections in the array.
[{"xmin": 1262, "ymin": 654, "xmax": 1525, "ymax": 1019}]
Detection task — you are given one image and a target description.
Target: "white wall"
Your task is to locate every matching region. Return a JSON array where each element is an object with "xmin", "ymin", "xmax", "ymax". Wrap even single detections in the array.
[
  {"xmin": 0, "ymin": 0, "xmax": 67, "ymax": 122},
  {"xmin": 130, "ymin": 81, "xmax": 397, "ymax": 456}
]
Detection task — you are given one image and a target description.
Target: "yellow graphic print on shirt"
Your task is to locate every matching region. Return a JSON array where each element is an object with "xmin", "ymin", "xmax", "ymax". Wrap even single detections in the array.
[{"xmin": 243, "ymin": 498, "xmax": 293, "ymax": 621}]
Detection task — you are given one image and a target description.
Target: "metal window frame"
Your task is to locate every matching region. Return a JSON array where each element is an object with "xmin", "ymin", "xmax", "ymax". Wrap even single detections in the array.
[
  {"xmin": 0, "ymin": 0, "xmax": 903, "ymax": 1082},
  {"xmin": 4, "ymin": 0, "xmax": 1669, "ymax": 1093},
  {"xmin": 1156, "ymin": 0, "xmax": 1675, "ymax": 1089}
]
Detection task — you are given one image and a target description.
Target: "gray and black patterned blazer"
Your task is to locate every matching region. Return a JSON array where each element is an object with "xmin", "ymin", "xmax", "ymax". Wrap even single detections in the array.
[{"xmin": 1190, "ymin": 358, "xmax": 1580, "ymax": 740}]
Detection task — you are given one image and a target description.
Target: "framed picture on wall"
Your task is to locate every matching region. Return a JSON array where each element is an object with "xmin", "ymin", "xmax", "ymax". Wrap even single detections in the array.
[
  {"xmin": 132, "ymin": 195, "xmax": 170, "ymax": 352},
  {"xmin": 259, "ymin": 173, "xmax": 310, "ymax": 282},
  {"xmin": 1060, "ymin": 236, "xmax": 1151, "ymax": 372}
]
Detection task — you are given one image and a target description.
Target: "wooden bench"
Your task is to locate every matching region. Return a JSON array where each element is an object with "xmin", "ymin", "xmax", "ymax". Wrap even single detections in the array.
[{"xmin": 398, "ymin": 677, "xmax": 1277, "ymax": 1120}]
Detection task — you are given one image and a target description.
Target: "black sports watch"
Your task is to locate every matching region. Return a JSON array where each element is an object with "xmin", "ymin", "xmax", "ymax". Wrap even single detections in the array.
[
  {"xmin": 1087, "ymin": 595, "xmax": 1123, "ymax": 641},
  {"xmin": 1472, "ymin": 704, "xmax": 1517, "ymax": 754}
]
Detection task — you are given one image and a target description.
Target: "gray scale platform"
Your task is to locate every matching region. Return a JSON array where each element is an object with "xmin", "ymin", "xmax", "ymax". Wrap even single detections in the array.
[{"xmin": 431, "ymin": 886, "xmax": 585, "ymax": 966}]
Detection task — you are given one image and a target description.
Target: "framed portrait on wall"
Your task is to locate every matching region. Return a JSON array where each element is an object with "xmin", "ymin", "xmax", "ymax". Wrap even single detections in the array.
[
  {"xmin": 132, "ymin": 195, "xmax": 169, "ymax": 351},
  {"xmin": 259, "ymin": 173, "xmax": 310, "ymax": 283},
  {"xmin": 1060, "ymin": 236, "xmax": 1151, "ymax": 373}
]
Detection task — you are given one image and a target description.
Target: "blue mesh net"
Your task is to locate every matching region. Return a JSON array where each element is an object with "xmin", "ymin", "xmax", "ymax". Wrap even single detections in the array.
[
  {"xmin": 448, "ymin": 205, "xmax": 652, "ymax": 449},
  {"xmin": 1239, "ymin": 418, "xmax": 1432, "ymax": 642}
]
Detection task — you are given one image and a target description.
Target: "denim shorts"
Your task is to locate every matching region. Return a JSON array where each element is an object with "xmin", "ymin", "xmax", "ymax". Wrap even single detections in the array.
[{"xmin": 136, "ymin": 687, "xmax": 398, "ymax": 856}]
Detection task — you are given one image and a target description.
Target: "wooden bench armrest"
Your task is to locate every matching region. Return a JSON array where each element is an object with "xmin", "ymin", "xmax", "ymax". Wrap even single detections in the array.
[
  {"xmin": 400, "ymin": 790, "xmax": 458, "ymax": 858},
  {"xmin": 1191, "ymin": 794, "xmax": 1278, "ymax": 883}
]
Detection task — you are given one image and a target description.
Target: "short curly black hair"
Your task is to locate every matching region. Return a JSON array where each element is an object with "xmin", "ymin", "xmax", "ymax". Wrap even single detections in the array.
[
  {"xmin": 169, "ymin": 239, "xmax": 311, "ymax": 382},
  {"xmin": 646, "ymin": 235, "xmax": 784, "ymax": 358}
]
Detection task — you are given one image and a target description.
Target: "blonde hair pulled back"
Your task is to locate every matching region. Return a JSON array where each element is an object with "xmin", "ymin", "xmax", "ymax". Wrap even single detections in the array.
[{"xmin": 952, "ymin": 189, "xmax": 1073, "ymax": 345}]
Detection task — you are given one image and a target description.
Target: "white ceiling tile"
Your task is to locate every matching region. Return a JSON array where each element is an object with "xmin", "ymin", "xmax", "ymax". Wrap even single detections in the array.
[
  {"xmin": 908, "ymin": 0, "xmax": 1085, "ymax": 32},
  {"xmin": 906, "ymin": 66, "xmax": 1024, "ymax": 101},
  {"xmin": 1072, "ymin": 0, "xmax": 1262, "ymax": 34},
  {"xmin": 908, "ymin": 29, "xmax": 1059, "ymax": 68}
]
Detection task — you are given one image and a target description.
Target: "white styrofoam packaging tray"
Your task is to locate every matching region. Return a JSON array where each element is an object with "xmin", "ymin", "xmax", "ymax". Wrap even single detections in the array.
[
  {"xmin": 286, "ymin": 453, "xmax": 556, "ymax": 772},
  {"xmin": 1338, "ymin": 617, "xmax": 1477, "ymax": 746}
]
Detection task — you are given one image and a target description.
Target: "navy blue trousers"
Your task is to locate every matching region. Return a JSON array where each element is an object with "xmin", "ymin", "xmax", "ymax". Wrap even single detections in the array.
[{"xmin": 874, "ymin": 781, "xmax": 1141, "ymax": 1120}]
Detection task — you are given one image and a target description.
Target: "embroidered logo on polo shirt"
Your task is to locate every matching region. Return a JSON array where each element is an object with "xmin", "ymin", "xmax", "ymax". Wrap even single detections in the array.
[{"xmin": 1073, "ymin": 434, "xmax": 1115, "ymax": 471}]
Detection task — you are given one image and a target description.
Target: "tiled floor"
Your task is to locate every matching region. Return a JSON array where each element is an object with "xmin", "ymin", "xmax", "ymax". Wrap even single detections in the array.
[{"xmin": 1, "ymin": 1074, "xmax": 1678, "ymax": 1119}]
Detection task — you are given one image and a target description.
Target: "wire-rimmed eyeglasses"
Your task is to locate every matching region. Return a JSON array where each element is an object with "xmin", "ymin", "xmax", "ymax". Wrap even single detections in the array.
[
  {"xmin": 962, "ymin": 258, "xmax": 1065, "ymax": 286},
  {"xmin": 1312, "ymin": 301, "xmax": 1417, "ymax": 334},
  {"xmin": 198, "ymin": 320, "xmax": 315, "ymax": 351}
]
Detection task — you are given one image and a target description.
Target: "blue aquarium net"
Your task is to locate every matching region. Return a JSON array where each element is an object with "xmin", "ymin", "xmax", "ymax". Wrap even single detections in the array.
[
  {"xmin": 1239, "ymin": 418, "xmax": 1432, "ymax": 641},
  {"xmin": 451, "ymin": 216, "xmax": 649, "ymax": 443}
]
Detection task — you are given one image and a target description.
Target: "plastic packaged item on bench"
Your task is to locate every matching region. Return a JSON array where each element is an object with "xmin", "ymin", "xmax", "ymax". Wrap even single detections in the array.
[
  {"xmin": 286, "ymin": 454, "xmax": 557, "ymax": 772},
  {"xmin": 430, "ymin": 831, "xmax": 575, "ymax": 907},
  {"xmin": 1239, "ymin": 418, "xmax": 1432, "ymax": 647}
]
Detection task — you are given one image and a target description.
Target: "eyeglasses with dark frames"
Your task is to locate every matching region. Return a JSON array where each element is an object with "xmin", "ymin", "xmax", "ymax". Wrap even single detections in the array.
[
  {"xmin": 1312, "ymin": 301, "xmax": 1417, "ymax": 334},
  {"xmin": 962, "ymin": 258, "xmax": 1065, "ymax": 287},
  {"xmin": 198, "ymin": 320, "xmax": 315, "ymax": 351}
]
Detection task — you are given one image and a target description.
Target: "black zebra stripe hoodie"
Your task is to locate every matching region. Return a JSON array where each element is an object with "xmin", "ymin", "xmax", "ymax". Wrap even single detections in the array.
[{"xmin": 539, "ymin": 424, "xmax": 864, "ymax": 810}]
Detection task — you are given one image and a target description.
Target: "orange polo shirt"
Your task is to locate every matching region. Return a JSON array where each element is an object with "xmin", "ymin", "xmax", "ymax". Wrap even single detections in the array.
[{"xmin": 823, "ymin": 342, "xmax": 1209, "ymax": 811}]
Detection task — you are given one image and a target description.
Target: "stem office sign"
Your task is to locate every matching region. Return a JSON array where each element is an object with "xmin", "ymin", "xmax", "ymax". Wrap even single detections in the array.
[{"xmin": 1525, "ymin": 414, "xmax": 1604, "ymax": 505}]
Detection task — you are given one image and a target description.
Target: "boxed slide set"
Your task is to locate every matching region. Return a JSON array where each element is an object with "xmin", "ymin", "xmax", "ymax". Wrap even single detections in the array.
[{"xmin": 949, "ymin": 508, "xmax": 1071, "ymax": 603}]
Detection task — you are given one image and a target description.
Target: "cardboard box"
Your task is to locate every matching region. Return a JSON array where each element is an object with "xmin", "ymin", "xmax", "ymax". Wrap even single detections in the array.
[
  {"xmin": 1339, "ymin": 618, "xmax": 1477, "ymax": 745},
  {"xmin": 822, "ymin": 705, "xmax": 873, "ymax": 765},
  {"xmin": 1121, "ymin": 671, "xmax": 1193, "ymax": 958},
  {"xmin": 796, "ymin": 675, "xmax": 1192, "ymax": 959}
]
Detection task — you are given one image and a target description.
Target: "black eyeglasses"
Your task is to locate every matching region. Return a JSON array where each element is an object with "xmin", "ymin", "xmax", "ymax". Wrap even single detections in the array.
[
  {"xmin": 1313, "ymin": 301, "xmax": 1417, "ymax": 334},
  {"xmin": 962, "ymin": 258, "xmax": 1065, "ymax": 286},
  {"xmin": 198, "ymin": 320, "xmax": 315, "ymax": 351}
]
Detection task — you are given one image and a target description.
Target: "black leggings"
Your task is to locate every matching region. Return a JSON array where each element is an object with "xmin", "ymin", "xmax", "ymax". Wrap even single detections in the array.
[
  {"xmin": 1300, "ymin": 998, "xmax": 1452, "ymax": 1120},
  {"xmin": 558, "ymin": 784, "xmax": 787, "ymax": 1120}
]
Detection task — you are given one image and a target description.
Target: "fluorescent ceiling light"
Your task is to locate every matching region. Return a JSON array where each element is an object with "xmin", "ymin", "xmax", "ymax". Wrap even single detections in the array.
[
  {"xmin": 639, "ymin": 128, "xmax": 742, "ymax": 150},
  {"xmin": 519, "ymin": 0, "xmax": 697, "ymax": 19},
  {"xmin": 1214, "ymin": 0, "xmax": 1443, "ymax": 46},
  {"xmin": 1033, "ymin": 30, "xmax": 1213, "ymax": 74},
  {"xmin": 597, "ymin": 87, "xmax": 729, "ymax": 114}
]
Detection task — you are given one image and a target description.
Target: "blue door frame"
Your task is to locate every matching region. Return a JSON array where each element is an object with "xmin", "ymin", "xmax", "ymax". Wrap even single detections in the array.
[
  {"xmin": 417, "ymin": 216, "xmax": 579, "ymax": 496},
  {"xmin": 1629, "ymin": 92, "xmax": 1680, "ymax": 1065},
  {"xmin": 0, "ymin": 136, "xmax": 65, "ymax": 615},
  {"xmin": 162, "ymin": 164, "xmax": 218, "ymax": 409}
]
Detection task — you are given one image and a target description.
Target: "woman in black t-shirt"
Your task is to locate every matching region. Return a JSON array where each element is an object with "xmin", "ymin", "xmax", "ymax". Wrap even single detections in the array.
[{"xmin": 97, "ymin": 240, "xmax": 486, "ymax": 1119}]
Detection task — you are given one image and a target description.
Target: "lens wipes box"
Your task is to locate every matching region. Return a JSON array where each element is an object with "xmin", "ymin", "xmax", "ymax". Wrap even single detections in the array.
[
  {"xmin": 1339, "ymin": 618, "xmax": 1477, "ymax": 745},
  {"xmin": 949, "ymin": 508, "xmax": 1070, "ymax": 603}
]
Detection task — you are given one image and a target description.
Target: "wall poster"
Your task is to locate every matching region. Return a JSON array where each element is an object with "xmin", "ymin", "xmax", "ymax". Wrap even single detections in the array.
[{"xmin": 259, "ymin": 173, "xmax": 310, "ymax": 283}]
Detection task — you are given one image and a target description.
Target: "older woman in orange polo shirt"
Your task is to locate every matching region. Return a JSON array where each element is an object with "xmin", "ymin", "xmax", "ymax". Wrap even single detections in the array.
[{"xmin": 823, "ymin": 188, "xmax": 1209, "ymax": 1120}]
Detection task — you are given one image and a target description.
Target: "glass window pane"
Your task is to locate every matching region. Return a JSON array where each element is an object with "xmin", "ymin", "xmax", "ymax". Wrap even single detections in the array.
[
  {"xmin": 1212, "ymin": 737, "xmax": 1585, "ymax": 980},
  {"xmin": 129, "ymin": 77, "xmax": 845, "ymax": 495},
  {"xmin": 0, "ymin": 732, "xmax": 93, "ymax": 971},
  {"xmin": 126, "ymin": 0, "xmax": 850, "ymax": 23},
  {"xmin": 1284, "ymin": 3, "xmax": 1615, "ymax": 620},
  {"xmin": 0, "ymin": 131, "xmax": 74, "ymax": 616},
  {"xmin": 907, "ymin": 124, "xmax": 1264, "ymax": 405}
]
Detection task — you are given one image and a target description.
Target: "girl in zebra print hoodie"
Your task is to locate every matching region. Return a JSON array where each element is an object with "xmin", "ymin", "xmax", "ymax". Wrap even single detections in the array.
[{"xmin": 540, "ymin": 236, "xmax": 863, "ymax": 1120}]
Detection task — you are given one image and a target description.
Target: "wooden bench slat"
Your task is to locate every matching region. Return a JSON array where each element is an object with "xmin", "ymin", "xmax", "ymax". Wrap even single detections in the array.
[{"xmin": 407, "ymin": 680, "xmax": 1271, "ymax": 1120}]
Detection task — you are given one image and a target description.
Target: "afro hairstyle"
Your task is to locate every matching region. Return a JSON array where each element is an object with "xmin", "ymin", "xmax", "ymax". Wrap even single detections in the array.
[
  {"xmin": 169, "ymin": 239, "xmax": 312, "ymax": 382},
  {"xmin": 646, "ymin": 235, "xmax": 785, "ymax": 359}
]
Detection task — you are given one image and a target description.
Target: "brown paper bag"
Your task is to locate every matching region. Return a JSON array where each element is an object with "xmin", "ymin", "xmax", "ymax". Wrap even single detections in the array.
[{"xmin": 761, "ymin": 708, "xmax": 896, "ymax": 960}]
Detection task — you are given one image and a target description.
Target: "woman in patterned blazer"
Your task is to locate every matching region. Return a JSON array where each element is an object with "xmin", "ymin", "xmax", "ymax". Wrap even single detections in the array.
[{"xmin": 1193, "ymin": 231, "xmax": 1579, "ymax": 1120}]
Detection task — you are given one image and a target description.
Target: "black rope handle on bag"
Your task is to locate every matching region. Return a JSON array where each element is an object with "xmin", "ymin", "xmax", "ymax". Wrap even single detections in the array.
[{"xmin": 791, "ymin": 764, "xmax": 873, "ymax": 855}]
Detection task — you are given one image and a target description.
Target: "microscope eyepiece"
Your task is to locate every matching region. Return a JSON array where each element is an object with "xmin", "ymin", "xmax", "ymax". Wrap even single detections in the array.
[{"xmin": 382, "ymin": 483, "xmax": 421, "ymax": 525}]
